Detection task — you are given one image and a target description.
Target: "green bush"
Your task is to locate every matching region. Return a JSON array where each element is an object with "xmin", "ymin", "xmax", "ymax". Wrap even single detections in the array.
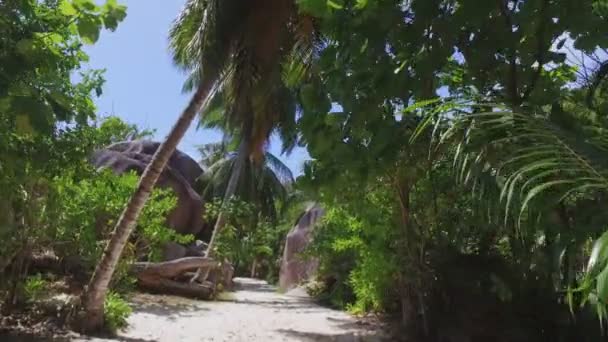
[
  {"xmin": 22, "ymin": 274, "xmax": 48, "ymax": 303},
  {"xmin": 307, "ymin": 201, "xmax": 397, "ymax": 312},
  {"xmin": 205, "ymin": 198, "xmax": 287, "ymax": 279},
  {"xmin": 52, "ymin": 170, "xmax": 193, "ymax": 277},
  {"xmin": 104, "ymin": 292, "xmax": 132, "ymax": 333}
]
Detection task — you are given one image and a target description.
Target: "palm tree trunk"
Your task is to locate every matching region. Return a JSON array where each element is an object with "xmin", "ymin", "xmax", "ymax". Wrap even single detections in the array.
[
  {"xmin": 207, "ymin": 139, "xmax": 248, "ymax": 255},
  {"xmin": 191, "ymin": 139, "xmax": 248, "ymax": 283},
  {"xmin": 78, "ymin": 79, "xmax": 216, "ymax": 333}
]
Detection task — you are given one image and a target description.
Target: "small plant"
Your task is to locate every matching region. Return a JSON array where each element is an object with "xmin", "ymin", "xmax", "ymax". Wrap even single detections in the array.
[
  {"xmin": 104, "ymin": 292, "xmax": 132, "ymax": 333},
  {"xmin": 23, "ymin": 274, "xmax": 48, "ymax": 303}
]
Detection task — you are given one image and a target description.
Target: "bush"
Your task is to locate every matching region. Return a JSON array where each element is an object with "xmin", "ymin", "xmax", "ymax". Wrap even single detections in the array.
[
  {"xmin": 52, "ymin": 170, "xmax": 193, "ymax": 286},
  {"xmin": 22, "ymin": 274, "xmax": 48, "ymax": 303},
  {"xmin": 306, "ymin": 192, "xmax": 398, "ymax": 312},
  {"xmin": 205, "ymin": 198, "xmax": 287, "ymax": 280},
  {"xmin": 104, "ymin": 292, "xmax": 132, "ymax": 333}
]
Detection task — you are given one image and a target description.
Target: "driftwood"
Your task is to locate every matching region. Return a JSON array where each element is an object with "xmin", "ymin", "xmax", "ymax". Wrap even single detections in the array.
[
  {"xmin": 24, "ymin": 252, "xmax": 224, "ymax": 300},
  {"xmin": 131, "ymin": 257, "xmax": 219, "ymax": 299}
]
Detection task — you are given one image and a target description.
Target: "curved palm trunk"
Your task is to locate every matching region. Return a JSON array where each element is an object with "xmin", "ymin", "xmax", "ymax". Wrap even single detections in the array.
[
  {"xmin": 78, "ymin": 79, "xmax": 216, "ymax": 333},
  {"xmin": 191, "ymin": 139, "xmax": 248, "ymax": 283},
  {"xmin": 206, "ymin": 139, "xmax": 249, "ymax": 258}
]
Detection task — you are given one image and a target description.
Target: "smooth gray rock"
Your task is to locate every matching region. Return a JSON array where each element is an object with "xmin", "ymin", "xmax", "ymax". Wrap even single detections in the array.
[{"xmin": 90, "ymin": 140, "xmax": 205, "ymax": 238}]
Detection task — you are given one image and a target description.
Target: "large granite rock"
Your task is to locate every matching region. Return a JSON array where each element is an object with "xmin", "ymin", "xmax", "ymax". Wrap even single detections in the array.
[
  {"xmin": 90, "ymin": 140, "xmax": 205, "ymax": 237},
  {"xmin": 278, "ymin": 203, "xmax": 324, "ymax": 292}
]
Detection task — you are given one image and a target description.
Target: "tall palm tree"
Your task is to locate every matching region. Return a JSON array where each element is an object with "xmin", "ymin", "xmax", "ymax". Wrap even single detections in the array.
[
  {"xmin": 197, "ymin": 142, "xmax": 294, "ymax": 222},
  {"xmin": 170, "ymin": 0, "xmax": 318, "ymax": 281},
  {"xmin": 79, "ymin": 0, "xmax": 314, "ymax": 332}
]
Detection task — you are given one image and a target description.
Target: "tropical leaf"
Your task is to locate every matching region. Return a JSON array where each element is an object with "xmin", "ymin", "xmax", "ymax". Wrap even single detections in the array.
[{"xmin": 414, "ymin": 99, "xmax": 608, "ymax": 323}]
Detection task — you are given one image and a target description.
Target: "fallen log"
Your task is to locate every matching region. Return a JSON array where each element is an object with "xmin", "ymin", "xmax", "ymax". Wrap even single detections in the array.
[
  {"xmin": 137, "ymin": 277, "xmax": 215, "ymax": 299},
  {"xmin": 131, "ymin": 257, "xmax": 219, "ymax": 278},
  {"xmin": 131, "ymin": 257, "xmax": 219, "ymax": 299}
]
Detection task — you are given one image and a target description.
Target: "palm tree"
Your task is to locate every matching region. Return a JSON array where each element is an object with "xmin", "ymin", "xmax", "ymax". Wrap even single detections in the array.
[
  {"xmin": 170, "ymin": 0, "xmax": 318, "ymax": 281},
  {"xmin": 79, "ymin": 0, "xmax": 314, "ymax": 332},
  {"xmin": 197, "ymin": 142, "xmax": 294, "ymax": 222}
]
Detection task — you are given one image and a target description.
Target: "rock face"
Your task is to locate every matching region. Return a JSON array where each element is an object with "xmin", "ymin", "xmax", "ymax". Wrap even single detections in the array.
[
  {"xmin": 278, "ymin": 203, "xmax": 324, "ymax": 292},
  {"xmin": 90, "ymin": 140, "xmax": 205, "ymax": 238}
]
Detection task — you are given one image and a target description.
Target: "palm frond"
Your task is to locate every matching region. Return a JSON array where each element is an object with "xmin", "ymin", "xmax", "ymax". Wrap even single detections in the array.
[
  {"xmin": 413, "ymin": 100, "xmax": 608, "ymax": 321},
  {"xmin": 171, "ymin": 0, "xmax": 315, "ymax": 164},
  {"xmin": 196, "ymin": 144, "xmax": 293, "ymax": 221},
  {"xmin": 169, "ymin": 0, "xmax": 247, "ymax": 90},
  {"xmin": 196, "ymin": 142, "xmax": 226, "ymax": 169},
  {"xmin": 414, "ymin": 102, "xmax": 608, "ymax": 222},
  {"xmin": 264, "ymin": 152, "xmax": 294, "ymax": 185}
]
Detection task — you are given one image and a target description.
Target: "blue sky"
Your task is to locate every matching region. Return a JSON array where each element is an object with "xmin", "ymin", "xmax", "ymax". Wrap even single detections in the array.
[{"xmin": 84, "ymin": 0, "xmax": 310, "ymax": 176}]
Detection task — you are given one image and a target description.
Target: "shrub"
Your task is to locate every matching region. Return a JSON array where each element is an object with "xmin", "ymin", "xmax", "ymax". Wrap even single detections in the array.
[
  {"xmin": 52, "ymin": 170, "xmax": 193, "ymax": 286},
  {"xmin": 23, "ymin": 274, "xmax": 48, "ymax": 303},
  {"xmin": 104, "ymin": 292, "xmax": 132, "ymax": 333},
  {"xmin": 205, "ymin": 198, "xmax": 286, "ymax": 279}
]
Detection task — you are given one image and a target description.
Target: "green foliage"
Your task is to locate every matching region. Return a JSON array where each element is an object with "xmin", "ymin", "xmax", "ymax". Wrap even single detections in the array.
[
  {"xmin": 0, "ymin": 0, "xmax": 129, "ymax": 308},
  {"xmin": 170, "ymin": 0, "xmax": 311, "ymax": 155},
  {"xmin": 103, "ymin": 291, "xmax": 132, "ymax": 333},
  {"xmin": 409, "ymin": 99, "xmax": 608, "ymax": 327},
  {"xmin": 22, "ymin": 274, "xmax": 48, "ymax": 303},
  {"xmin": 291, "ymin": 1, "xmax": 608, "ymax": 338},
  {"xmin": 0, "ymin": 0, "xmax": 126, "ymax": 132},
  {"xmin": 205, "ymin": 198, "xmax": 288, "ymax": 280},
  {"xmin": 93, "ymin": 116, "xmax": 156, "ymax": 145},
  {"xmin": 0, "ymin": 0, "xmax": 125, "ymax": 225},
  {"xmin": 307, "ymin": 203, "xmax": 396, "ymax": 311},
  {"xmin": 53, "ymin": 170, "xmax": 191, "ymax": 267}
]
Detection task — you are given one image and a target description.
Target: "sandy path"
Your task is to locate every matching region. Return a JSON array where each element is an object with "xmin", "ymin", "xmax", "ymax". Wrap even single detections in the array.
[{"xmin": 85, "ymin": 278, "xmax": 387, "ymax": 342}]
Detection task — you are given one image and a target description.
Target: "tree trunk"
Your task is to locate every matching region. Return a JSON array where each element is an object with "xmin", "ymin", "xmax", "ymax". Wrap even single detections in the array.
[
  {"xmin": 77, "ymin": 79, "xmax": 216, "ymax": 333},
  {"xmin": 192, "ymin": 139, "xmax": 249, "ymax": 283},
  {"xmin": 206, "ymin": 139, "xmax": 249, "ymax": 257},
  {"xmin": 395, "ymin": 180, "xmax": 419, "ymax": 334},
  {"xmin": 250, "ymin": 258, "xmax": 257, "ymax": 278}
]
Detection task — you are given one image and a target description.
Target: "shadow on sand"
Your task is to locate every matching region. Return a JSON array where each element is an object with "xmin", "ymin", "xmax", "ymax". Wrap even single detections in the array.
[
  {"xmin": 128, "ymin": 293, "xmax": 210, "ymax": 322},
  {"xmin": 277, "ymin": 328, "xmax": 387, "ymax": 342}
]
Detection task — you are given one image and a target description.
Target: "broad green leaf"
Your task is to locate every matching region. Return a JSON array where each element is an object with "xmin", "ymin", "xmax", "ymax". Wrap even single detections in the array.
[
  {"xmin": 355, "ymin": 0, "xmax": 368, "ymax": 9},
  {"xmin": 598, "ymin": 265, "xmax": 608, "ymax": 304},
  {"xmin": 46, "ymin": 33, "xmax": 65, "ymax": 44},
  {"xmin": 77, "ymin": 17, "xmax": 101, "ymax": 44},
  {"xmin": 327, "ymin": 0, "xmax": 343, "ymax": 9},
  {"xmin": 74, "ymin": 0, "xmax": 97, "ymax": 11},
  {"xmin": 59, "ymin": 0, "xmax": 78, "ymax": 16},
  {"xmin": 588, "ymin": 231, "xmax": 608, "ymax": 276},
  {"xmin": 49, "ymin": 91, "xmax": 71, "ymax": 109},
  {"xmin": 103, "ymin": 1, "xmax": 127, "ymax": 31}
]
